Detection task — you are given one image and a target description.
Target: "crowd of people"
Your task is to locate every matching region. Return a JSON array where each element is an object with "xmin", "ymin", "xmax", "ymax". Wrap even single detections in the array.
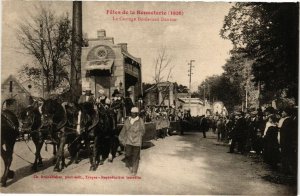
[
  {"xmin": 204, "ymin": 107, "xmax": 298, "ymax": 176},
  {"xmin": 10, "ymin": 87, "xmax": 298, "ymax": 176}
]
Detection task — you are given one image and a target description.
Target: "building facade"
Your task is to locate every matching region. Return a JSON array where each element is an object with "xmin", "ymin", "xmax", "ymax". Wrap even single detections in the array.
[
  {"xmin": 144, "ymin": 81, "xmax": 177, "ymax": 106},
  {"xmin": 81, "ymin": 30, "xmax": 142, "ymax": 103}
]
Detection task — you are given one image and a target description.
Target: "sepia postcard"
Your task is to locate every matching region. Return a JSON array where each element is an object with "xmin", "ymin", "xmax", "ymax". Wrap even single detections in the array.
[{"xmin": 1, "ymin": 0, "xmax": 298, "ymax": 195}]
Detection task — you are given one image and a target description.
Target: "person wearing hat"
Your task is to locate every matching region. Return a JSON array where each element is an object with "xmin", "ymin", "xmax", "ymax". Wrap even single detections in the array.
[
  {"xmin": 263, "ymin": 114, "xmax": 280, "ymax": 170},
  {"xmin": 96, "ymin": 89, "xmax": 107, "ymax": 105},
  {"xmin": 124, "ymin": 91, "xmax": 134, "ymax": 117},
  {"xmin": 78, "ymin": 87, "xmax": 95, "ymax": 104},
  {"xmin": 111, "ymin": 89, "xmax": 124, "ymax": 123},
  {"xmin": 199, "ymin": 115, "xmax": 209, "ymax": 138},
  {"xmin": 118, "ymin": 107, "xmax": 145, "ymax": 176},
  {"xmin": 228, "ymin": 111, "xmax": 247, "ymax": 153},
  {"xmin": 278, "ymin": 107, "xmax": 295, "ymax": 174}
]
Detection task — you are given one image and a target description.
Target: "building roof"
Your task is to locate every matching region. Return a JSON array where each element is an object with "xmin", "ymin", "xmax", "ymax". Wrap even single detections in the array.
[
  {"xmin": 178, "ymin": 97, "xmax": 204, "ymax": 105},
  {"xmin": 122, "ymin": 51, "xmax": 141, "ymax": 64},
  {"xmin": 2, "ymin": 75, "xmax": 31, "ymax": 96},
  {"xmin": 144, "ymin": 81, "xmax": 175, "ymax": 93},
  {"xmin": 1, "ymin": 75, "xmax": 43, "ymax": 97}
]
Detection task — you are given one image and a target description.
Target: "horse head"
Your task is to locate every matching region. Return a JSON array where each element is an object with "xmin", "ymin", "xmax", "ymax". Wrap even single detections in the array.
[
  {"xmin": 40, "ymin": 98, "xmax": 65, "ymax": 130},
  {"xmin": 65, "ymin": 102, "xmax": 81, "ymax": 129},
  {"xmin": 64, "ymin": 102, "xmax": 95, "ymax": 135},
  {"xmin": 19, "ymin": 105, "xmax": 41, "ymax": 133},
  {"xmin": 78, "ymin": 102, "xmax": 95, "ymax": 127}
]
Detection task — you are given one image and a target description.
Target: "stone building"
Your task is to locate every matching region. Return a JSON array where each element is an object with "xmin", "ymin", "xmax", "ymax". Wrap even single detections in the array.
[
  {"xmin": 81, "ymin": 30, "xmax": 142, "ymax": 103},
  {"xmin": 177, "ymin": 97, "xmax": 211, "ymax": 116},
  {"xmin": 144, "ymin": 81, "xmax": 177, "ymax": 106},
  {"xmin": 1, "ymin": 75, "xmax": 30, "ymax": 106},
  {"xmin": 1, "ymin": 75, "xmax": 42, "ymax": 113}
]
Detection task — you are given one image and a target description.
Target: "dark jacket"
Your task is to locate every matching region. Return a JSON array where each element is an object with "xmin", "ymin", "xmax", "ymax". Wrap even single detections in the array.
[
  {"xmin": 78, "ymin": 95, "xmax": 95, "ymax": 104},
  {"xmin": 280, "ymin": 117, "xmax": 294, "ymax": 150},
  {"xmin": 200, "ymin": 117, "xmax": 210, "ymax": 132}
]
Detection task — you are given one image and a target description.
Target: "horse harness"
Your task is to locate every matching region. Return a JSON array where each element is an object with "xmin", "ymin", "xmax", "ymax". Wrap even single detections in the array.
[{"xmin": 1, "ymin": 110, "xmax": 18, "ymax": 131}]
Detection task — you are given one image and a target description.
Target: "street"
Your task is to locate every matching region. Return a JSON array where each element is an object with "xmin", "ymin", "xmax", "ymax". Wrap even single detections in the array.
[{"xmin": 1, "ymin": 131, "xmax": 297, "ymax": 195}]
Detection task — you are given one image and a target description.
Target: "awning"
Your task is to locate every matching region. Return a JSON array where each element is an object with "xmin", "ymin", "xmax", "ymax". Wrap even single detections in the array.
[{"xmin": 85, "ymin": 59, "xmax": 114, "ymax": 71}]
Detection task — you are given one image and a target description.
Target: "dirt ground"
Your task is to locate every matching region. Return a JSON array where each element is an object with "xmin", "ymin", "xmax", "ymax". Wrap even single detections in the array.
[{"xmin": 1, "ymin": 131, "xmax": 297, "ymax": 195}]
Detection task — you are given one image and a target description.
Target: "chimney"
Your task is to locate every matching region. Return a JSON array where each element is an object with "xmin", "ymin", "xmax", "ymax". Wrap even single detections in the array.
[
  {"xmin": 118, "ymin": 43, "xmax": 128, "ymax": 52},
  {"xmin": 97, "ymin": 29, "xmax": 106, "ymax": 38}
]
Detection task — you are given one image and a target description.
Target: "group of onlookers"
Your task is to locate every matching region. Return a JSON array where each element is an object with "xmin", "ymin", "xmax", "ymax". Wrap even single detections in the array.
[{"xmin": 209, "ymin": 106, "xmax": 298, "ymax": 176}]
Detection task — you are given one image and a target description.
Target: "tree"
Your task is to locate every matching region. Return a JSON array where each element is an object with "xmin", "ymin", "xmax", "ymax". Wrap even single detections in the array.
[
  {"xmin": 176, "ymin": 83, "xmax": 189, "ymax": 93},
  {"xmin": 221, "ymin": 3, "xmax": 299, "ymax": 100},
  {"xmin": 222, "ymin": 52, "xmax": 259, "ymax": 109},
  {"xmin": 153, "ymin": 47, "xmax": 174, "ymax": 84},
  {"xmin": 151, "ymin": 47, "xmax": 175, "ymax": 105},
  {"xmin": 197, "ymin": 75, "xmax": 242, "ymax": 112},
  {"xmin": 17, "ymin": 5, "xmax": 72, "ymax": 95}
]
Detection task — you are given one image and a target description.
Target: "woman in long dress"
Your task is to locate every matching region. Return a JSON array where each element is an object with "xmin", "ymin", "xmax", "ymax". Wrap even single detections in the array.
[{"xmin": 263, "ymin": 115, "xmax": 280, "ymax": 170}]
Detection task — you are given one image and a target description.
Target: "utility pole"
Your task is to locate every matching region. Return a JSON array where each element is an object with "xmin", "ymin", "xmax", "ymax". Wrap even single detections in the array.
[
  {"xmin": 70, "ymin": 1, "xmax": 83, "ymax": 100},
  {"xmin": 203, "ymin": 84, "xmax": 206, "ymax": 106},
  {"xmin": 188, "ymin": 60, "xmax": 195, "ymax": 112},
  {"xmin": 208, "ymin": 83, "xmax": 210, "ymax": 104}
]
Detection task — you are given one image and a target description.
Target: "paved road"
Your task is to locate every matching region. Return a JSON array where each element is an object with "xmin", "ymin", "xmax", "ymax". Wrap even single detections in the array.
[{"xmin": 1, "ymin": 132, "xmax": 297, "ymax": 195}]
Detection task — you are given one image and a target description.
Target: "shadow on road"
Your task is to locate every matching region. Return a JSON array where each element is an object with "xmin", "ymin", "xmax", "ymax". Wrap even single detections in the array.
[
  {"xmin": 4, "ymin": 158, "xmax": 55, "ymax": 187},
  {"xmin": 142, "ymin": 141, "xmax": 155, "ymax": 150}
]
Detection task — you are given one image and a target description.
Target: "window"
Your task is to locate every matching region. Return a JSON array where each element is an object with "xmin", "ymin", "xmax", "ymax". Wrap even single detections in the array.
[{"xmin": 9, "ymin": 81, "xmax": 13, "ymax": 92}]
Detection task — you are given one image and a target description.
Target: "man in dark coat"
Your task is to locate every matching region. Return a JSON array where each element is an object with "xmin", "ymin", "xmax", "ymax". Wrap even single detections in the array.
[
  {"xmin": 124, "ymin": 91, "xmax": 134, "ymax": 117},
  {"xmin": 278, "ymin": 107, "xmax": 296, "ymax": 174},
  {"xmin": 199, "ymin": 115, "xmax": 209, "ymax": 138},
  {"xmin": 228, "ymin": 112, "xmax": 247, "ymax": 154},
  {"xmin": 111, "ymin": 90, "xmax": 124, "ymax": 124}
]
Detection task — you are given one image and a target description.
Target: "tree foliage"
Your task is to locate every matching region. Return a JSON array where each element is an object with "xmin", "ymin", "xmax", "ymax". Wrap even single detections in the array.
[
  {"xmin": 17, "ymin": 5, "xmax": 72, "ymax": 93},
  {"xmin": 197, "ymin": 75, "xmax": 241, "ymax": 111},
  {"xmin": 220, "ymin": 3, "xmax": 299, "ymax": 100}
]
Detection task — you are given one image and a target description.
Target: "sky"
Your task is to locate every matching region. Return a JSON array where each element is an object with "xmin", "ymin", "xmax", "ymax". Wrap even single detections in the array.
[{"xmin": 1, "ymin": 1, "xmax": 233, "ymax": 91}]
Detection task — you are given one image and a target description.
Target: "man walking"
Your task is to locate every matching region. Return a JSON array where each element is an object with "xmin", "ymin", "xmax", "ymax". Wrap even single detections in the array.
[
  {"xmin": 119, "ymin": 107, "xmax": 145, "ymax": 176},
  {"xmin": 199, "ymin": 115, "xmax": 209, "ymax": 138}
]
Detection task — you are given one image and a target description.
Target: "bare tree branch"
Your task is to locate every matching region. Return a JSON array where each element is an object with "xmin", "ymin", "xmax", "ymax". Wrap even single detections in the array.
[{"xmin": 16, "ymin": 5, "xmax": 72, "ymax": 93}]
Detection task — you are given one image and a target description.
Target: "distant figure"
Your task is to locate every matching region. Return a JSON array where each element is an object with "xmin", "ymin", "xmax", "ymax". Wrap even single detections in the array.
[
  {"xmin": 124, "ymin": 91, "xmax": 134, "ymax": 117},
  {"xmin": 199, "ymin": 115, "xmax": 209, "ymax": 138},
  {"xmin": 96, "ymin": 89, "xmax": 110, "ymax": 108},
  {"xmin": 216, "ymin": 117, "xmax": 225, "ymax": 141},
  {"xmin": 228, "ymin": 112, "xmax": 247, "ymax": 154},
  {"xmin": 263, "ymin": 115, "xmax": 280, "ymax": 170},
  {"xmin": 78, "ymin": 87, "xmax": 95, "ymax": 104},
  {"xmin": 111, "ymin": 89, "xmax": 124, "ymax": 123},
  {"xmin": 278, "ymin": 107, "xmax": 295, "ymax": 174}
]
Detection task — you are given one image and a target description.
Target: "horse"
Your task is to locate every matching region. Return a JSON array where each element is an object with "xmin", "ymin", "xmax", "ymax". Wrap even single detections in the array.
[
  {"xmin": 1, "ymin": 109, "xmax": 19, "ymax": 187},
  {"xmin": 39, "ymin": 98, "xmax": 67, "ymax": 172},
  {"xmin": 94, "ymin": 102, "xmax": 121, "ymax": 167},
  {"xmin": 19, "ymin": 104, "xmax": 44, "ymax": 171},
  {"xmin": 62, "ymin": 101, "xmax": 100, "ymax": 171},
  {"xmin": 105, "ymin": 107, "xmax": 120, "ymax": 163}
]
